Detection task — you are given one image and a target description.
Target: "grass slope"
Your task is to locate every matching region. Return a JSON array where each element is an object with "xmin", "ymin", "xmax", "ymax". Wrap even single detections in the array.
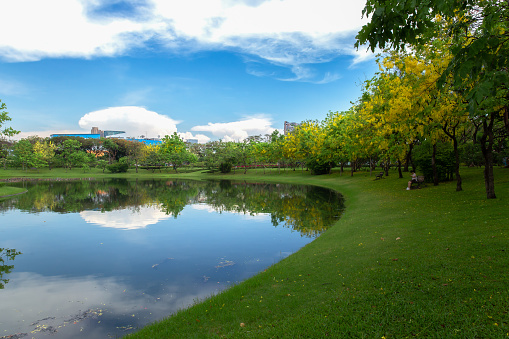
[
  {"xmin": 127, "ymin": 168, "xmax": 508, "ymax": 338},
  {"xmin": 1, "ymin": 167, "xmax": 508, "ymax": 337}
]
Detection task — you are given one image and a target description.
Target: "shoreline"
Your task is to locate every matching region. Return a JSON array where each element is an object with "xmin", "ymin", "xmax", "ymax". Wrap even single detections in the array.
[
  {"xmin": 0, "ymin": 177, "xmax": 95, "ymax": 183},
  {"xmin": 0, "ymin": 189, "xmax": 28, "ymax": 198}
]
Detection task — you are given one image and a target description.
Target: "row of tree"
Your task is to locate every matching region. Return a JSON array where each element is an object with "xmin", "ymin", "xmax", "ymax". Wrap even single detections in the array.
[
  {"xmin": 1, "ymin": 106, "xmax": 507, "ymax": 198},
  {"xmin": 0, "ymin": 132, "xmax": 198, "ymax": 174},
  {"xmin": 354, "ymin": 0, "xmax": 509, "ymax": 199}
]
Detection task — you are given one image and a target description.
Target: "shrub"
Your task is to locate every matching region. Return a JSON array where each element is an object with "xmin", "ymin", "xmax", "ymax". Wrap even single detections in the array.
[
  {"xmin": 106, "ymin": 162, "xmax": 129, "ymax": 173},
  {"xmin": 307, "ymin": 159, "xmax": 333, "ymax": 175},
  {"xmin": 219, "ymin": 162, "xmax": 232, "ymax": 173}
]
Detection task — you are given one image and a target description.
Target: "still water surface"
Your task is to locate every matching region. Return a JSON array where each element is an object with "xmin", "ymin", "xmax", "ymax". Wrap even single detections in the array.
[{"xmin": 0, "ymin": 179, "xmax": 343, "ymax": 338}]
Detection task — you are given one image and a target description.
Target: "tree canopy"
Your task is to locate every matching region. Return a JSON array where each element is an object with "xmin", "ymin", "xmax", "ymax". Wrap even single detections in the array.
[{"xmin": 0, "ymin": 100, "xmax": 19, "ymax": 139}]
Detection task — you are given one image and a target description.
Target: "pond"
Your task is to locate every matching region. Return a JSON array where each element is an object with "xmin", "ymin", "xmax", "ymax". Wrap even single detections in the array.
[{"xmin": 0, "ymin": 179, "xmax": 344, "ymax": 338}]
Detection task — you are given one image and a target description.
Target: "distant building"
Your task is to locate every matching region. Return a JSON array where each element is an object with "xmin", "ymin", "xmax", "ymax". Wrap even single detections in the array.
[
  {"xmin": 126, "ymin": 138, "xmax": 162, "ymax": 146},
  {"xmin": 284, "ymin": 121, "xmax": 300, "ymax": 135},
  {"xmin": 50, "ymin": 133, "xmax": 101, "ymax": 139},
  {"xmin": 51, "ymin": 127, "xmax": 125, "ymax": 139},
  {"xmin": 90, "ymin": 127, "xmax": 125, "ymax": 138}
]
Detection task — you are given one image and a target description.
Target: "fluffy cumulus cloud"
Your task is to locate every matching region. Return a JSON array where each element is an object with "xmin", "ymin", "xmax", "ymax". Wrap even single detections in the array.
[
  {"xmin": 0, "ymin": 0, "xmax": 373, "ymax": 79},
  {"xmin": 78, "ymin": 106, "xmax": 179, "ymax": 138},
  {"xmin": 191, "ymin": 116, "xmax": 276, "ymax": 141}
]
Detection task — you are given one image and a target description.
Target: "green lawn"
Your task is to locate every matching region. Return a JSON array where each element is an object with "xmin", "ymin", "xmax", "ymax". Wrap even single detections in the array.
[{"xmin": 1, "ymin": 166, "xmax": 508, "ymax": 337}]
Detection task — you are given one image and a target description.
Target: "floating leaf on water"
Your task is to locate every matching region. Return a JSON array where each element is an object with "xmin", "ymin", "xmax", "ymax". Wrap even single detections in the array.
[
  {"xmin": 152, "ymin": 257, "xmax": 174, "ymax": 269},
  {"xmin": 215, "ymin": 260, "xmax": 235, "ymax": 269}
]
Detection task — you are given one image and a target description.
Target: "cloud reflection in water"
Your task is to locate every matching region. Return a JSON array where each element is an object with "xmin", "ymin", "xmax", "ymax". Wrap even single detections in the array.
[
  {"xmin": 0, "ymin": 272, "xmax": 225, "ymax": 338},
  {"xmin": 79, "ymin": 205, "xmax": 171, "ymax": 230}
]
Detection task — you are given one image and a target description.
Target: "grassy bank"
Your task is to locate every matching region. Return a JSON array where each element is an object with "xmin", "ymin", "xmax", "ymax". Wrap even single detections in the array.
[{"xmin": 2, "ymin": 167, "xmax": 508, "ymax": 337}]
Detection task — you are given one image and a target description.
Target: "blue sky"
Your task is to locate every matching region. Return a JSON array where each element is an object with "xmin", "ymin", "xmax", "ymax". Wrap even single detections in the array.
[{"xmin": 0, "ymin": 0, "xmax": 378, "ymax": 143}]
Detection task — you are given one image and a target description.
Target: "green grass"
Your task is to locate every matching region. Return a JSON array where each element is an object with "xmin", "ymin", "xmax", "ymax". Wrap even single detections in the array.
[{"xmin": 1, "ymin": 166, "xmax": 508, "ymax": 337}]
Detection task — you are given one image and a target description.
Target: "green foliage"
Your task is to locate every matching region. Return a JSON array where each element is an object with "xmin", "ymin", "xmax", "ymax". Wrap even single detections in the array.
[
  {"xmin": 460, "ymin": 142, "xmax": 483, "ymax": 167},
  {"xmin": 101, "ymin": 138, "xmax": 130, "ymax": 162},
  {"xmin": 97, "ymin": 159, "xmax": 108, "ymax": 173},
  {"xmin": 106, "ymin": 162, "xmax": 129, "ymax": 173},
  {"xmin": 202, "ymin": 140, "xmax": 239, "ymax": 172},
  {"xmin": 0, "ymin": 100, "xmax": 20, "ymax": 138},
  {"xmin": 0, "ymin": 248, "xmax": 22, "ymax": 289},
  {"xmin": 306, "ymin": 159, "xmax": 333, "ymax": 175},
  {"xmin": 119, "ymin": 156, "xmax": 130, "ymax": 165},
  {"xmin": 11, "ymin": 139, "xmax": 35, "ymax": 170},
  {"xmin": 159, "ymin": 133, "xmax": 196, "ymax": 172},
  {"xmin": 413, "ymin": 141, "xmax": 455, "ymax": 182},
  {"xmin": 141, "ymin": 147, "xmax": 166, "ymax": 172},
  {"xmin": 60, "ymin": 139, "xmax": 83, "ymax": 170},
  {"xmin": 219, "ymin": 161, "xmax": 232, "ymax": 173}
]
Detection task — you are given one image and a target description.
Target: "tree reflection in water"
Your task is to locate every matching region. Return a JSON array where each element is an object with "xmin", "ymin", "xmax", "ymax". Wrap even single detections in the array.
[
  {"xmin": 1, "ymin": 179, "xmax": 344, "ymax": 237},
  {"xmin": 0, "ymin": 248, "xmax": 21, "ymax": 289}
]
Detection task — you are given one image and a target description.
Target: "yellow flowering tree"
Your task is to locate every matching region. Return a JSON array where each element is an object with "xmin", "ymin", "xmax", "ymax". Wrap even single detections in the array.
[{"xmin": 33, "ymin": 140, "xmax": 57, "ymax": 170}]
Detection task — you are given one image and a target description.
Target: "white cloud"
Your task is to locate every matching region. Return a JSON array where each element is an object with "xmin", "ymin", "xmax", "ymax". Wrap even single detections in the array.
[
  {"xmin": 78, "ymin": 106, "xmax": 180, "ymax": 138},
  {"xmin": 0, "ymin": 0, "xmax": 158, "ymax": 62},
  {"xmin": 350, "ymin": 46, "xmax": 378, "ymax": 67},
  {"xmin": 0, "ymin": 0, "xmax": 373, "ymax": 80},
  {"xmin": 178, "ymin": 131, "xmax": 211, "ymax": 144},
  {"xmin": 191, "ymin": 116, "xmax": 276, "ymax": 141}
]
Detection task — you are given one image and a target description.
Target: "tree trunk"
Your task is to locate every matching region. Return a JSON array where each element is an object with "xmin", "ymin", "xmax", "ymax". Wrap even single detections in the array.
[
  {"xmin": 432, "ymin": 143, "xmax": 439, "ymax": 186},
  {"xmin": 442, "ymin": 122, "xmax": 462, "ymax": 191},
  {"xmin": 480, "ymin": 113, "xmax": 497, "ymax": 199},
  {"xmin": 453, "ymin": 137, "xmax": 462, "ymax": 191},
  {"xmin": 504, "ymin": 96, "xmax": 509, "ymax": 134},
  {"xmin": 404, "ymin": 143, "xmax": 414, "ymax": 172},
  {"xmin": 397, "ymin": 160, "xmax": 403, "ymax": 178}
]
